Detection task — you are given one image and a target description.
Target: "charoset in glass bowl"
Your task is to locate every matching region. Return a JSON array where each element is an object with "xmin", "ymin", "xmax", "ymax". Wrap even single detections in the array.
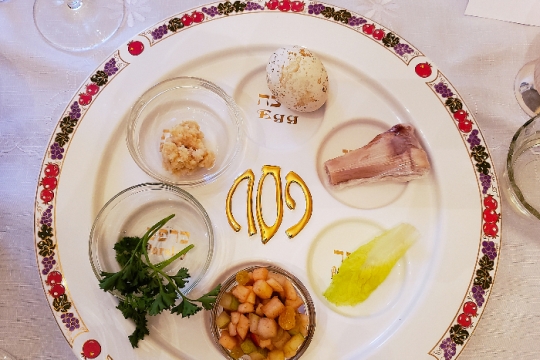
[
  {"xmin": 210, "ymin": 265, "xmax": 316, "ymax": 360},
  {"xmin": 127, "ymin": 76, "xmax": 244, "ymax": 187},
  {"xmin": 89, "ymin": 183, "xmax": 214, "ymax": 297}
]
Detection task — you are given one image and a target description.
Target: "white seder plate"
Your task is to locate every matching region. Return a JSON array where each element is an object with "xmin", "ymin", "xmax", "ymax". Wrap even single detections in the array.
[{"xmin": 33, "ymin": 2, "xmax": 501, "ymax": 360}]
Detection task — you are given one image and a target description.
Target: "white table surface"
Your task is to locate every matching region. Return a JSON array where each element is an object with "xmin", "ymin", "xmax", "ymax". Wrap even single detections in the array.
[{"xmin": 1, "ymin": 0, "xmax": 539, "ymax": 359}]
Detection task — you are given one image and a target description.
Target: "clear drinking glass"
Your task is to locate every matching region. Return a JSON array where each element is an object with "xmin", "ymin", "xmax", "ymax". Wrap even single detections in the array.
[
  {"xmin": 515, "ymin": 58, "xmax": 540, "ymax": 117},
  {"xmin": 503, "ymin": 114, "xmax": 540, "ymax": 219},
  {"xmin": 33, "ymin": 0, "xmax": 124, "ymax": 51}
]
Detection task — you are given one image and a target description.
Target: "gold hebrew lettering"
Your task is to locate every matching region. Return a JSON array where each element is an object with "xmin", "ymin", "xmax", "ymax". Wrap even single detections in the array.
[
  {"xmin": 158, "ymin": 229, "xmax": 168, "ymax": 241},
  {"xmin": 256, "ymin": 165, "xmax": 283, "ymax": 244},
  {"xmin": 270, "ymin": 95, "xmax": 281, "ymax": 107},
  {"xmin": 226, "ymin": 169, "xmax": 257, "ymax": 236},
  {"xmin": 258, "ymin": 94, "xmax": 270, "ymax": 105},
  {"xmin": 331, "ymin": 265, "xmax": 338, "ymax": 278},
  {"xmin": 284, "ymin": 171, "xmax": 312, "ymax": 238}
]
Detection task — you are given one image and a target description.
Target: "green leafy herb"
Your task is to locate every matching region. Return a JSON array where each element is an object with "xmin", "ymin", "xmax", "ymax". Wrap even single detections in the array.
[{"xmin": 99, "ymin": 214, "xmax": 221, "ymax": 348}]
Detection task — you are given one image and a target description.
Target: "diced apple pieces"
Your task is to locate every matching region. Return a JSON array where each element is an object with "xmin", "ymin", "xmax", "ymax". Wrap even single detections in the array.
[
  {"xmin": 255, "ymin": 303, "xmax": 264, "ymax": 317},
  {"xmin": 272, "ymin": 327, "xmax": 291, "ymax": 350},
  {"xmin": 266, "ymin": 277, "xmax": 284, "ymax": 293},
  {"xmin": 283, "ymin": 333, "xmax": 304, "ymax": 358},
  {"xmin": 249, "ymin": 313, "xmax": 260, "ymax": 333},
  {"xmin": 288, "ymin": 313, "xmax": 309, "ymax": 337},
  {"xmin": 259, "ymin": 338, "xmax": 272, "ymax": 349},
  {"xmin": 218, "ymin": 268, "xmax": 310, "ymax": 360},
  {"xmin": 268, "ymin": 349, "xmax": 286, "ymax": 360},
  {"xmin": 267, "ymin": 271, "xmax": 287, "ymax": 287},
  {"xmin": 238, "ymin": 303, "xmax": 255, "ymax": 314},
  {"xmin": 215, "ymin": 311, "xmax": 231, "ymax": 329},
  {"xmin": 285, "ymin": 296, "xmax": 304, "ymax": 310},
  {"xmin": 220, "ymin": 292, "xmax": 239, "ymax": 311},
  {"xmin": 257, "ymin": 317, "xmax": 278, "ymax": 339},
  {"xmin": 232, "ymin": 285, "xmax": 252, "ymax": 303},
  {"xmin": 283, "ymin": 280, "xmax": 297, "ymax": 301},
  {"xmin": 252, "ymin": 267, "xmax": 269, "ymax": 281},
  {"xmin": 246, "ymin": 290, "xmax": 256, "ymax": 304},
  {"xmin": 231, "ymin": 311, "xmax": 240, "ymax": 325},
  {"xmin": 237, "ymin": 314, "xmax": 250, "ymax": 340},
  {"xmin": 297, "ymin": 314, "xmax": 309, "ymax": 337},
  {"xmin": 253, "ymin": 280, "xmax": 273, "ymax": 299},
  {"xmin": 262, "ymin": 296, "xmax": 285, "ymax": 319},
  {"xmin": 230, "ymin": 345, "xmax": 244, "ymax": 359},
  {"xmin": 240, "ymin": 338, "xmax": 257, "ymax": 354},
  {"xmin": 219, "ymin": 330, "xmax": 237, "ymax": 350},
  {"xmin": 249, "ymin": 351, "xmax": 266, "ymax": 360},
  {"xmin": 228, "ymin": 321, "xmax": 237, "ymax": 337}
]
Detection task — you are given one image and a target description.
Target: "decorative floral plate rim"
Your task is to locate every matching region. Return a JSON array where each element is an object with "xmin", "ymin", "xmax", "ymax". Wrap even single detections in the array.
[{"xmin": 33, "ymin": 1, "xmax": 501, "ymax": 359}]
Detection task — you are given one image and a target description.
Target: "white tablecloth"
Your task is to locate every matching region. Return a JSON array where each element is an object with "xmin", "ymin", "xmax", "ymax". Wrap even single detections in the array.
[{"xmin": 1, "ymin": 0, "xmax": 539, "ymax": 359}]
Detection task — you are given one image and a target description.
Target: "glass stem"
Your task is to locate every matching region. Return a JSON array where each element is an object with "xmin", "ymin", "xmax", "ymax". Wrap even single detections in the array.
[{"xmin": 67, "ymin": 0, "xmax": 82, "ymax": 10}]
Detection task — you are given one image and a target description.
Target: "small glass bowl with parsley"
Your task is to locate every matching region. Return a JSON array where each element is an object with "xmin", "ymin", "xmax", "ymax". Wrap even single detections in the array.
[
  {"xmin": 89, "ymin": 183, "xmax": 220, "ymax": 347},
  {"xmin": 89, "ymin": 183, "xmax": 215, "ymax": 298},
  {"xmin": 210, "ymin": 265, "xmax": 316, "ymax": 360}
]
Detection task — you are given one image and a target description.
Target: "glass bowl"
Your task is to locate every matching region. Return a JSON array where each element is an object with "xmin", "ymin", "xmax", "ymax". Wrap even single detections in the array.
[
  {"xmin": 127, "ymin": 77, "xmax": 244, "ymax": 187},
  {"xmin": 210, "ymin": 265, "xmax": 316, "ymax": 360},
  {"xmin": 503, "ymin": 114, "xmax": 540, "ymax": 219},
  {"xmin": 89, "ymin": 183, "xmax": 214, "ymax": 297}
]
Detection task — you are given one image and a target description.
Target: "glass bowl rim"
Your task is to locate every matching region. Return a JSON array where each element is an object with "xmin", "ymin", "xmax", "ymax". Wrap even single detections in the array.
[
  {"xmin": 506, "ymin": 114, "xmax": 540, "ymax": 220},
  {"xmin": 126, "ymin": 76, "xmax": 244, "ymax": 187},
  {"xmin": 88, "ymin": 182, "xmax": 215, "ymax": 298},
  {"xmin": 209, "ymin": 264, "xmax": 317, "ymax": 360}
]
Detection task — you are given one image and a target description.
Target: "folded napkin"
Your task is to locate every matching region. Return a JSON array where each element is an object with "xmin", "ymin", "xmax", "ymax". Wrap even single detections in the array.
[{"xmin": 466, "ymin": 0, "xmax": 540, "ymax": 26}]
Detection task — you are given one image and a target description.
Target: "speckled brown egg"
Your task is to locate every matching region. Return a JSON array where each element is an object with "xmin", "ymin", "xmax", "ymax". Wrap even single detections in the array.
[{"xmin": 266, "ymin": 46, "xmax": 328, "ymax": 112}]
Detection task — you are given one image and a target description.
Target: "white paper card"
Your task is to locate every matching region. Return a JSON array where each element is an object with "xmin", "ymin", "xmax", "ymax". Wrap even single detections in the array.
[{"xmin": 466, "ymin": 0, "xmax": 540, "ymax": 27}]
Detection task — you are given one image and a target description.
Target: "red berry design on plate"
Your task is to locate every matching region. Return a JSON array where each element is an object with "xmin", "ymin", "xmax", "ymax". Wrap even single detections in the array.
[
  {"xmin": 41, "ymin": 177, "xmax": 58, "ymax": 191},
  {"xmin": 47, "ymin": 271, "xmax": 63, "ymax": 286},
  {"xmin": 49, "ymin": 284, "xmax": 66, "ymax": 298},
  {"xmin": 82, "ymin": 339, "xmax": 102, "ymax": 359},
  {"xmin": 85, "ymin": 83, "xmax": 99, "ymax": 96},
  {"xmin": 192, "ymin": 11, "xmax": 204, "ymax": 23},
  {"xmin": 290, "ymin": 1, "xmax": 304, "ymax": 12},
  {"xmin": 278, "ymin": 0, "xmax": 291, "ymax": 11},
  {"xmin": 457, "ymin": 313, "xmax": 472, "ymax": 327},
  {"xmin": 266, "ymin": 0, "xmax": 279, "ymax": 10},
  {"xmin": 458, "ymin": 119, "xmax": 473, "ymax": 133},
  {"xmin": 362, "ymin": 24, "xmax": 375, "ymax": 35},
  {"xmin": 484, "ymin": 195, "xmax": 498, "ymax": 210},
  {"xmin": 372, "ymin": 29, "xmax": 385, "ymax": 40},
  {"xmin": 414, "ymin": 62, "xmax": 432, "ymax": 78},
  {"xmin": 483, "ymin": 222, "xmax": 498, "ymax": 238},
  {"xmin": 78, "ymin": 93, "xmax": 92, "ymax": 106},
  {"xmin": 453, "ymin": 109, "xmax": 468, "ymax": 122},
  {"xmin": 44, "ymin": 163, "xmax": 60, "ymax": 177},
  {"xmin": 463, "ymin": 301, "xmax": 478, "ymax": 317},
  {"xmin": 127, "ymin": 41, "xmax": 144, "ymax": 56},
  {"xmin": 181, "ymin": 13, "xmax": 193, "ymax": 26},
  {"xmin": 40, "ymin": 189, "xmax": 54, "ymax": 203},
  {"xmin": 483, "ymin": 208, "xmax": 499, "ymax": 223}
]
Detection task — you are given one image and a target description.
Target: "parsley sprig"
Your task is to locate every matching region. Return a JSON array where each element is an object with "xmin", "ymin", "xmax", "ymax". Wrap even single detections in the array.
[{"xmin": 99, "ymin": 214, "xmax": 221, "ymax": 347}]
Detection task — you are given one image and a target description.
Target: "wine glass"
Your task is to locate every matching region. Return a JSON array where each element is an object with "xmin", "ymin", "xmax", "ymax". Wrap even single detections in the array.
[
  {"xmin": 514, "ymin": 58, "xmax": 540, "ymax": 117},
  {"xmin": 33, "ymin": 0, "xmax": 125, "ymax": 52}
]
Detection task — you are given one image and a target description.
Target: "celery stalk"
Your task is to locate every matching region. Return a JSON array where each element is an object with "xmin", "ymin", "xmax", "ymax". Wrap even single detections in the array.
[{"xmin": 323, "ymin": 223, "xmax": 418, "ymax": 306}]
